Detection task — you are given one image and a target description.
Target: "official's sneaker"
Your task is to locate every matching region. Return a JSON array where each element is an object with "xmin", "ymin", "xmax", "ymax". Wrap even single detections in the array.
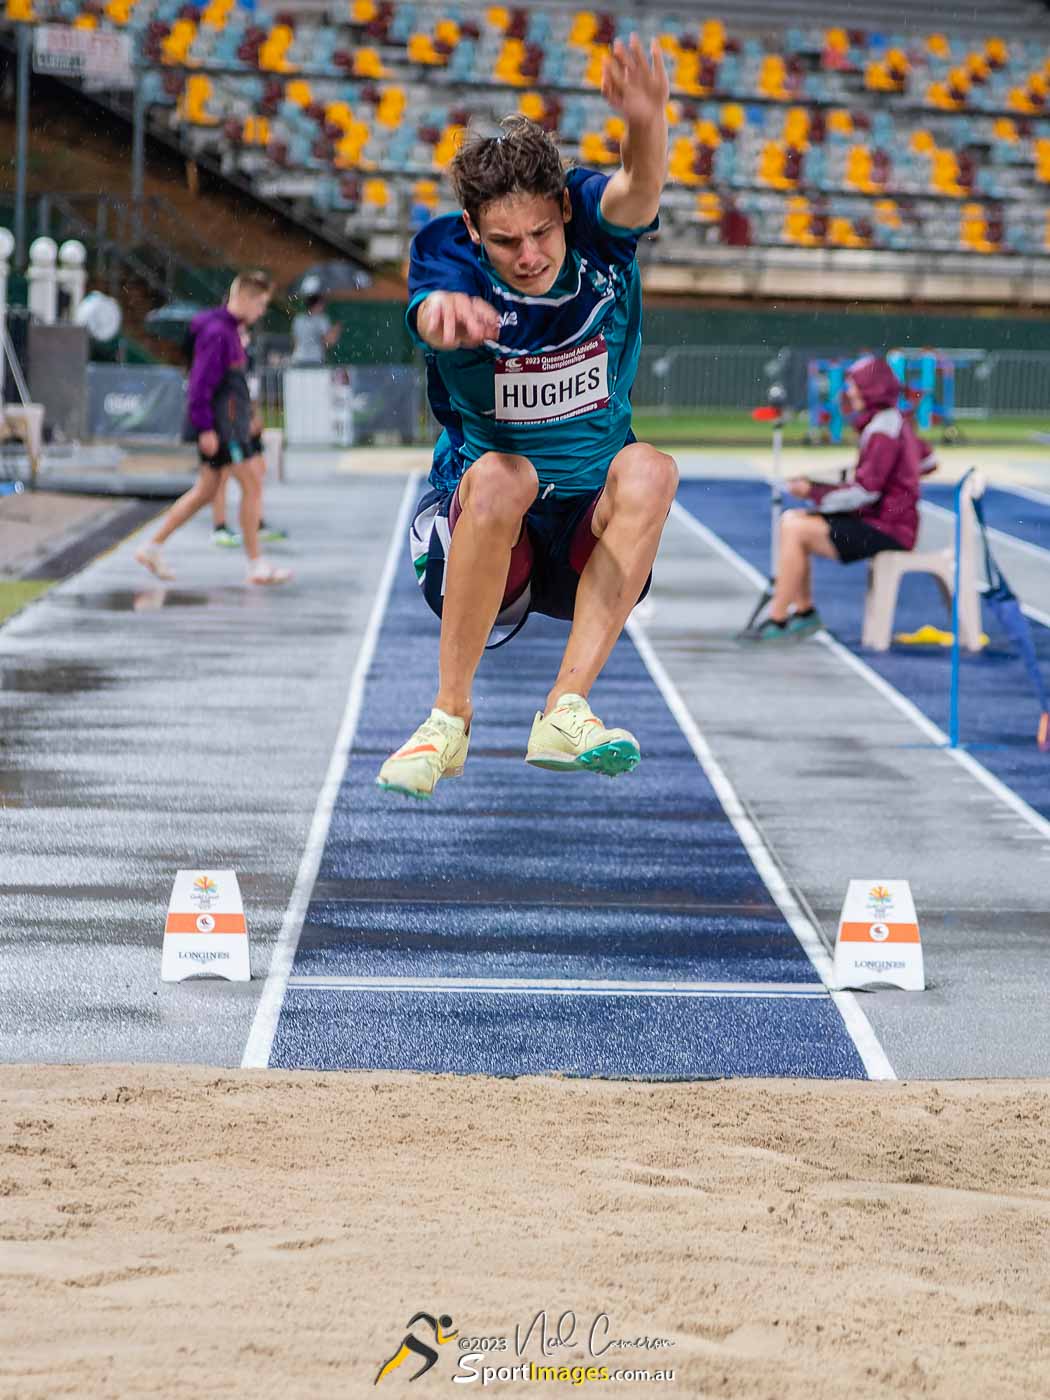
[
  {"xmin": 786, "ymin": 608, "xmax": 823, "ymax": 639},
  {"xmin": 211, "ymin": 525, "xmax": 242, "ymax": 548},
  {"xmin": 738, "ymin": 618, "xmax": 792, "ymax": 644},
  {"xmin": 376, "ymin": 708, "xmax": 470, "ymax": 800},
  {"xmin": 259, "ymin": 523, "xmax": 288, "ymax": 544},
  {"xmin": 525, "ymin": 694, "xmax": 640, "ymax": 777}
]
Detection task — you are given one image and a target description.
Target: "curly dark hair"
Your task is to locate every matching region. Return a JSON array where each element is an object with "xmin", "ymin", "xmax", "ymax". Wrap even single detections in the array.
[{"xmin": 449, "ymin": 116, "xmax": 568, "ymax": 226}]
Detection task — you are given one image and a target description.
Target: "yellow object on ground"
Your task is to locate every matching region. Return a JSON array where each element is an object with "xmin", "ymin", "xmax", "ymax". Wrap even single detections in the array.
[{"xmin": 895, "ymin": 624, "xmax": 988, "ymax": 647}]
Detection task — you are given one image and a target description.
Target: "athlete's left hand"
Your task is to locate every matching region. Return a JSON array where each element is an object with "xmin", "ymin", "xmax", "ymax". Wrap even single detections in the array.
[{"xmin": 601, "ymin": 34, "xmax": 669, "ymax": 129}]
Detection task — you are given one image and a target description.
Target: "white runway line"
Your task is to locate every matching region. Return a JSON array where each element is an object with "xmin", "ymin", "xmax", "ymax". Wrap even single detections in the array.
[
  {"xmin": 627, "ymin": 612, "xmax": 896, "ymax": 1082},
  {"xmin": 241, "ymin": 474, "xmax": 418, "ymax": 1069},
  {"xmin": 671, "ymin": 501, "xmax": 1050, "ymax": 850},
  {"xmin": 287, "ymin": 975, "xmax": 828, "ymax": 999}
]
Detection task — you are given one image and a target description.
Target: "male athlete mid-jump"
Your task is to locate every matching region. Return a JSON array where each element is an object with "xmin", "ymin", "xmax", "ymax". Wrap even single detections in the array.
[{"xmin": 378, "ymin": 37, "xmax": 677, "ymax": 800}]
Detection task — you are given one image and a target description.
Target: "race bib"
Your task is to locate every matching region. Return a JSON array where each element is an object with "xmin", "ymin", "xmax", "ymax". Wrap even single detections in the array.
[{"xmin": 494, "ymin": 335, "xmax": 609, "ymax": 425}]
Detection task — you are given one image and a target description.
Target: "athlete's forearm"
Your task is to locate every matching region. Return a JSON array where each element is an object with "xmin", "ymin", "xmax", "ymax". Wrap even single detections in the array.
[{"xmin": 602, "ymin": 115, "xmax": 667, "ymax": 229}]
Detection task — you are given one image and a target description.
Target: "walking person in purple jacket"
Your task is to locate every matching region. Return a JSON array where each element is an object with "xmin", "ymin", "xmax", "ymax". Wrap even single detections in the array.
[
  {"xmin": 135, "ymin": 270, "xmax": 291, "ymax": 586},
  {"xmin": 746, "ymin": 355, "xmax": 921, "ymax": 642}
]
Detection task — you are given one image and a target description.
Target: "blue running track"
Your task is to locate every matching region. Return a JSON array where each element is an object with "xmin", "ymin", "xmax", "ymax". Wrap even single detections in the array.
[
  {"xmin": 268, "ymin": 546, "xmax": 868, "ymax": 1078},
  {"xmin": 677, "ymin": 479, "xmax": 1050, "ymax": 824},
  {"xmin": 924, "ymin": 482, "xmax": 1050, "ymax": 555}
]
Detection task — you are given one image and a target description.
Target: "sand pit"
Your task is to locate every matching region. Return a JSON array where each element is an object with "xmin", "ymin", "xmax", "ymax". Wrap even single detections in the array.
[{"xmin": 2, "ymin": 1067, "xmax": 1048, "ymax": 1399}]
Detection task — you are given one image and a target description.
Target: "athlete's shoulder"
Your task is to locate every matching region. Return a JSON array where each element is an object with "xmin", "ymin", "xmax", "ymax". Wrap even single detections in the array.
[{"xmin": 410, "ymin": 213, "xmax": 480, "ymax": 273}]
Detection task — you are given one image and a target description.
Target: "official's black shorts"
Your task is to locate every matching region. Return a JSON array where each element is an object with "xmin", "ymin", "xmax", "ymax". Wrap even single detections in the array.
[{"xmin": 825, "ymin": 513, "xmax": 906, "ymax": 564}]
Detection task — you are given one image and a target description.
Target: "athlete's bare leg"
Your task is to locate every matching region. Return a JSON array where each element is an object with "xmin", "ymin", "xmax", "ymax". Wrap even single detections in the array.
[
  {"xmin": 543, "ymin": 442, "xmax": 677, "ymax": 714},
  {"xmin": 149, "ymin": 467, "xmax": 223, "ymax": 546},
  {"xmin": 433, "ymin": 451, "xmax": 538, "ymax": 729}
]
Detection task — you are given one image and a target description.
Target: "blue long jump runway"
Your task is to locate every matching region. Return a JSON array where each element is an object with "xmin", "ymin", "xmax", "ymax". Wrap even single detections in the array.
[
  {"xmin": 265, "ymin": 516, "xmax": 872, "ymax": 1079},
  {"xmin": 676, "ymin": 479, "xmax": 1050, "ymax": 824}
]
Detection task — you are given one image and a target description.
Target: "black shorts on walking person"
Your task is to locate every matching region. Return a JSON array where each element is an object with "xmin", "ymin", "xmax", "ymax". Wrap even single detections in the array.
[
  {"xmin": 198, "ymin": 435, "xmax": 263, "ymax": 470},
  {"xmin": 824, "ymin": 512, "xmax": 906, "ymax": 565}
]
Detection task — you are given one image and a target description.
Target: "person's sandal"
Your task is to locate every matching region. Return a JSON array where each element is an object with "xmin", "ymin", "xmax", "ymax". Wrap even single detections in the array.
[{"xmin": 247, "ymin": 560, "xmax": 293, "ymax": 586}]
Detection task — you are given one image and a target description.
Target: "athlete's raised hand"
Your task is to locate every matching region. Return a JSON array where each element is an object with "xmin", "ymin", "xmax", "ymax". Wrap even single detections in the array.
[
  {"xmin": 601, "ymin": 34, "xmax": 669, "ymax": 130},
  {"xmin": 417, "ymin": 292, "xmax": 501, "ymax": 350}
]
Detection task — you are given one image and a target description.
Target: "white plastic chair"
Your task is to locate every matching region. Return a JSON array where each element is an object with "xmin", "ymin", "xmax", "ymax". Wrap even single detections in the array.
[{"xmin": 861, "ymin": 471, "xmax": 984, "ymax": 652}]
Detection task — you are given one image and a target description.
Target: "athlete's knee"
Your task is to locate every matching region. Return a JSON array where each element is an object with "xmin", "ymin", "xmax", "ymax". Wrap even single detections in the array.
[
  {"xmin": 607, "ymin": 444, "xmax": 678, "ymax": 512},
  {"xmin": 461, "ymin": 452, "xmax": 538, "ymax": 524}
]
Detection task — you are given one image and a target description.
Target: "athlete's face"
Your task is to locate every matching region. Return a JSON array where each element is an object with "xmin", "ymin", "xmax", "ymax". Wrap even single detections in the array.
[{"xmin": 466, "ymin": 191, "xmax": 571, "ymax": 296}]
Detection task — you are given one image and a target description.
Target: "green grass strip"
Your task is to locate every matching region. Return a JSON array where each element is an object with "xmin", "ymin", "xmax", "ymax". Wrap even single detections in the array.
[{"xmin": 0, "ymin": 580, "xmax": 55, "ymax": 626}]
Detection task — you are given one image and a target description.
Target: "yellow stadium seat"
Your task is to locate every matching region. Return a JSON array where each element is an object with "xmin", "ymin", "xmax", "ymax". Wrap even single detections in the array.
[
  {"xmin": 242, "ymin": 114, "xmax": 270, "ymax": 144},
  {"xmin": 286, "ymin": 79, "xmax": 312, "ymax": 107},
  {"xmin": 486, "ymin": 5, "xmax": 509, "ymax": 31},
  {"xmin": 580, "ymin": 131, "xmax": 617, "ymax": 165},
  {"xmin": 926, "ymin": 33, "xmax": 950, "ymax": 59},
  {"xmin": 758, "ymin": 55, "xmax": 788, "ymax": 101},
  {"xmin": 162, "ymin": 18, "xmax": 196, "ymax": 63},
  {"xmin": 845, "ymin": 145, "xmax": 879, "ymax": 193},
  {"xmin": 5, "ymin": 0, "xmax": 37, "ymax": 20},
  {"xmin": 758, "ymin": 140, "xmax": 789, "ymax": 189},
  {"xmin": 931, "ymin": 147, "xmax": 963, "ymax": 196},
  {"xmin": 1008, "ymin": 85, "xmax": 1038, "ymax": 114},
  {"xmin": 827, "ymin": 108, "xmax": 853, "ymax": 136},
  {"xmin": 605, "ymin": 116, "xmax": 626, "ymax": 143},
  {"xmin": 910, "ymin": 128, "xmax": 935, "ymax": 154},
  {"xmin": 700, "ymin": 18, "xmax": 724, "ymax": 61},
  {"xmin": 675, "ymin": 52, "xmax": 709, "ymax": 98},
  {"xmin": 326, "ymin": 103, "xmax": 353, "ymax": 133},
  {"xmin": 363, "ymin": 178, "xmax": 390, "ymax": 209},
  {"xmin": 783, "ymin": 107, "xmax": 809, "ymax": 149},
  {"xmin": 966, "ymin": 51, "xmax": 990, "ymax": 81},
  {"xmin": 658, "ymin": 34, "xmax": 680, "ymax": 58},
  {"xmin": 986, "ymin": 38, "xmax": 1008, "ymax": 66},
  {"xmin": 352, "ymin": 0, "xmax": 377, "ymax": 21},
  {"xmin": 376, "ymin": 87, "xmax": 405, "ymax": 128},
  {"xmin": 719, "ymin": 102, "xmax": 744, "ymax": 133},
  {"xmin": 354, "ymin": 47, "xmax": 387, "ymax": 78},
  {"xmin": 668, "ymin": 135, "xmax": 699, "ymax": 185},
  {"xmin": 435, "ymin": 18, "xmax": 460, "ymax": 47},
  {"xmin": 583, "ymin": 44, "xmax": 607, "ymax": 88},
  {"xmin": 696, "ymin": 191, "xmax": 721, "ymax": 222},
  {"xmin": 433, "ymin": 124, "xmax": 465, "ymax": 169},
  {"xmin": 570, "ymin": 13, "xmax": 598, "ymax": 48},
  {"xmin": 829, "ymin": 216, "xmax": 865, "ymax": 248},
  {"xmin": 825, "ymin": 28, "xmax": 848, "ymax": 55},
  {"xmin": 106, "ymin": 0, "xmax": 134, "ymax": 26},
  {"xmin": 181, "ymin": 74, "xmax": 218, "ymax": 126},
  {"xmin": 874, "ymin": 198, "xmax": 901, "ymax": 229},
  {"xmin": 519, "ymin": 91, "xmax": 545, "ymax": 121},
  {"xmin": 994, "ymin": 118, "xmax": 1019, "ymax": 143},
  {"xmin": 694, "ymin": 118, "xmax": 721, "ymax": 147},
  {"xmin": 74, "ymin": 12, "xmax": 99, "ymax": 28},
  {"xmin": 413, "ymin": 179, "xmax": 440, "ymax": 209},
  {"xmin": 408, "ymin": 33, "xmax": 441, "ymax": 64},
  {"xmin": 926, "ymin": 81, "xmax": 962, "ymax": 111},
  {"xmin": 1034, "ymin": 138, "xmax": 1050, "ymax": 181},
  {"xmin": 783, "ymin": 198, "xmax": 817, "ymax": 246}
]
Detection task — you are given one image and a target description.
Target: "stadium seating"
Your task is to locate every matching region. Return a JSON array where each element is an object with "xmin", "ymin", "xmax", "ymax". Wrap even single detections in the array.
[{"xmin": 4, "ymin": 0, "xmax": 1050, "ymax": 264}]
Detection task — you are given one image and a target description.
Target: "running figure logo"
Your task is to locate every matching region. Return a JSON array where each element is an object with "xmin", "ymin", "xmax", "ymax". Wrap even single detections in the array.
[{"xmin": 374, "ymin": 1312, "xmax": 458, "ymax": 1384}]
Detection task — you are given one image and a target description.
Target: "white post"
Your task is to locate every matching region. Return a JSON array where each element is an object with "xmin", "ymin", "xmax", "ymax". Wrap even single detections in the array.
[
  {"xmin": 57, "ymin": 239, "xmax": 88, "ymax": 318},
  {"xmin": 27, "ymin": 236, "xmax": 58, "ymax": 325}
]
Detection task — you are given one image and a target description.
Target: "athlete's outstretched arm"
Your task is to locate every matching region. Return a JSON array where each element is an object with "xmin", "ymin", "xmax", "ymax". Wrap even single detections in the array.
[{"xmin": 598, "ymin": 34, "xmax": 669, "ymax": 230}]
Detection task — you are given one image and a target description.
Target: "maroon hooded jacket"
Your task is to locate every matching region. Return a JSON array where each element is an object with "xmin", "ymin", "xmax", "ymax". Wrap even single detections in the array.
[{"xmin": 809, "ymin": 356, "xmax": 922, "ymax": 550}]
